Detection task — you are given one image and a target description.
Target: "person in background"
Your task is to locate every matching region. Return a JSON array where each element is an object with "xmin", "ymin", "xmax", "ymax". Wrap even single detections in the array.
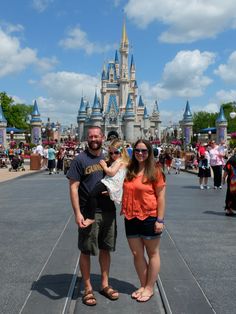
[
  {"xmin": 47, "ymin": 144, "xmax": 56, "ymax": 175},
  {"xmin": 35, "ymin": 143, "xmax": 44, "ymax": 168},
  {"xmin": 198, "ymin": 143, "xmax": 211, "ymax": 189},
  {"xmin": 222, "ymin": 147, "xmax": 236, "ymax": 216},
  {"xmin": 121, "ymin": 139, "xmax": 166, "ymax": 302},
  {"xmin": 56, "ymin": 147, "xmax": 65, "ymax": 173},
  {"xmin": 164, "ymin": 148, "xmax": 173, "ymax": 174},
  {"xmin": 209, "ymin": 140, "xmax": 223, "ymax": 189},
  {"xmin": 42, "ymin": 145, "xmax": 48, "ymax": 170},
  {"xmin": 174, "ymin": 151, "xmax": 182, "ymax": 174}
]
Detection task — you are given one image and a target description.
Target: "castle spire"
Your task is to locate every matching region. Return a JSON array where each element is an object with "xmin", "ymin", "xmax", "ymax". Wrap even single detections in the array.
[{"xmin": 121, "ymin": 18, "xmax": 129, "ymax": 45}]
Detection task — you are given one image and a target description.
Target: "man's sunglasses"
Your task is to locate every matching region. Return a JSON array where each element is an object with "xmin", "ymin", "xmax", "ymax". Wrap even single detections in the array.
[
  {"xmin": 109, "ymin": 151, "xmax": 120, "ymax": 155},
  {"xmin": 134, "ymin": 148, "xmax": 148, "ymax": 154}
]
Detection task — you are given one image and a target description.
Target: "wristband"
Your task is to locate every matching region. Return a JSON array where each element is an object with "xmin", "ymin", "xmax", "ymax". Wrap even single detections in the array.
[{"xmin": 156, "ymin": 217, "xmax": 164, "ymax": 224}]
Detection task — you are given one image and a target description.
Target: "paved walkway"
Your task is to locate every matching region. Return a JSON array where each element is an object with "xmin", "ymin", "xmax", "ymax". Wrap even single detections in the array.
[{"xmin": 0, "ymin": 159, "xmax": 42, "ymax": 183}]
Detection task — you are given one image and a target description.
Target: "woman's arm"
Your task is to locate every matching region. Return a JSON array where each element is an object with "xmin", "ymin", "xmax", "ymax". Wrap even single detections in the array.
[
  {"xmin": 100, "ymin": 159, "xmax": 122, "ymax": 176},
  {"xmin": 154, "ymin": 185, "xmax": 166, "ymax": 233}
]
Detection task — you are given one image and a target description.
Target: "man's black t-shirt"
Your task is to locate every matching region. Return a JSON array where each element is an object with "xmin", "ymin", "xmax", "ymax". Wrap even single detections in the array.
[{"xmin": 67, "ymin": 149, "xmax": 116, "ymax": 212}]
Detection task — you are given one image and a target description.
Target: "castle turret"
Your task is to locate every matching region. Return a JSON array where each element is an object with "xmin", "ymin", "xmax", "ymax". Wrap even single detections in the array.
[
  {"xmin": 119, "ymin": 19, "xmax": 129, "ymax": 113},
  {"xmin": 143, "ymin": 106, "xmax": 150, "ymax": 139},
  {"xmin": 215, "ymin": 105, "xmax": 228, "ymax": 143},
  {"xmin": 114, "ymin": 50, "xmax": 119, "ymax": 78},
  {"xmin": 150, "ymin": 100, "xmax": 161, "ymax": 140},
  {"xmin": 130, "ymin": 54, "xmax": 136, "ymax": 83},
  {"xmin": 30, "ymin": 100, "xmax": 42, "ymax": 144},
  {"xmin": 124, "ymin": 94, "xmax": 135, "ymax": 142},
  {"xmin": 77, "ymin": 96, "xmax": 87, "ymax": 141},
  {"xmin": 90, "ymin": 91, "xmax": 103, "ymax": 127},
  {"xmin": 180, "ymin": 100, "xmax": 193, "ymax": 147},
  {"xmin": 0, "ymin": 104, "xmax": 7, "ymax": 148}
]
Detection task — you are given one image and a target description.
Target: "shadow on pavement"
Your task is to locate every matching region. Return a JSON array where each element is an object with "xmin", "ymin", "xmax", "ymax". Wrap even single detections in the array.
[
  {"xmin": 203, "ymin": 210, "xmax": 236, "ymax": 217},
  {"xmin": 31, "ymin": 273, "xmax": 74, "ymax": 300}
]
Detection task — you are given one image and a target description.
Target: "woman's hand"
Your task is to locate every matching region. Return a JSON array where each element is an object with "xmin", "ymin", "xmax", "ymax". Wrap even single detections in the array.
[{"xmin": 154, "ymin": 221, "xmax": 164, "ymax": 233}]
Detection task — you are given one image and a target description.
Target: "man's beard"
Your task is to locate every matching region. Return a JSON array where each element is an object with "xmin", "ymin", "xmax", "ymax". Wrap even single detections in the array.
[{"xmin": 88, "ymin": 140, "xmax": 102, "ymax": 151}]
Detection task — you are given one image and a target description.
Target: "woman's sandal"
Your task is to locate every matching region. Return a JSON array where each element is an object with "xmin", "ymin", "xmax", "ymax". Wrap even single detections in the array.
[
  {"xmin": 82, "ymin": 290, "xmax": 97, "ymax": 306},
  {"xmin": 99, "ymin": 285, "xmax": 119, "ymax": 300}
]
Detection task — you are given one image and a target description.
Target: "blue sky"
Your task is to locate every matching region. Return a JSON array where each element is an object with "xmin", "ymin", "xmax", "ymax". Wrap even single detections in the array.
[{"xmin": 1, "ymin": 0, "xmax": 236, "ymax": 127}]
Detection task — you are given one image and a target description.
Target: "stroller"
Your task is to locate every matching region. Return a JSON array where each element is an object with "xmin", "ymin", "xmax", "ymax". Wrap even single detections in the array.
[
  {"xmin": 9, "ymin": 154, "xmax": 25, "ymax": 172},
  {"xmin": 0, "ymin": 153, "xmax": 8, "ymax": 168}
]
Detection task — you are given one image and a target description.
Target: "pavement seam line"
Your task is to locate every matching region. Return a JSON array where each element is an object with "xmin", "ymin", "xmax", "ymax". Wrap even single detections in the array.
[
  {"xmin": 165, "ymin": 228, "xmax": 217, "ymax": 313},
  {"xmin": 19, "ymin": 214, "xmax": 73, "ymax": 314},
  {"xmin": 157, "ymin": 275, "xmax": 172, "ymax": 314},
  {"xmin": 62, "ymin": 253, "xmax": 80, "ymax": 314}
]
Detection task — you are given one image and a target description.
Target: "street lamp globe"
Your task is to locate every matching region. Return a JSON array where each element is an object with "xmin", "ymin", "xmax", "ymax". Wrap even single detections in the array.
[{"xmin": 230, "ymin": 112, "xmax": 236, "ymax": 119}]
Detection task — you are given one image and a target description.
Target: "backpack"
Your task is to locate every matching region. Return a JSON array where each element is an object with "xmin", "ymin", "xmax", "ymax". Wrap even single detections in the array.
[{"xmin": 230, "ymin": 165, "xmax": 236, "ymax": 194}]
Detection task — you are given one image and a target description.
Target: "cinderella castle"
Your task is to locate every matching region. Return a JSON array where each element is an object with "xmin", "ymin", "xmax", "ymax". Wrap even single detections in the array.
[{"xmin": 77, "ymin": 21, "xmax": 161, "ymax": 143}]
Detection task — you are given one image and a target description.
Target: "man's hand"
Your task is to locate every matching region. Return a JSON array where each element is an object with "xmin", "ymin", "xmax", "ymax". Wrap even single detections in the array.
[{"xmin": 75, "ymin": 212, "xmax": 87, "ymax": 228}]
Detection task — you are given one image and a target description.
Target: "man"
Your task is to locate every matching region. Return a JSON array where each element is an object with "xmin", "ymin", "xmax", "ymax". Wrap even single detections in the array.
[{"xmin": 67, "ymin": 126, "xmax": 118, "ymax": 306}]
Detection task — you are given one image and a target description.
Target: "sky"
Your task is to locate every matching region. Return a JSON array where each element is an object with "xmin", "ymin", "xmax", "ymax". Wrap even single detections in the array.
[{"xmin": 1, "ymin": 0, "xmax": 236, "ymax": 128}]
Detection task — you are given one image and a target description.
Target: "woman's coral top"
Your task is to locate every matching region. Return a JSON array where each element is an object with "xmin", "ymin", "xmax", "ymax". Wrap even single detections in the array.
[{"xmin": 121, "ymin": 170, "xmax": 166, "ymax": 220}]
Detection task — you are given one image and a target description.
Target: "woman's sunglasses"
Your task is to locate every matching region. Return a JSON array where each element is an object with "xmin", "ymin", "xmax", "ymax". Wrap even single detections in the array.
[
  {"xmin": 109, "ymin": 151, "xmax": 120, "ymax": 155},
  {"xmin": 134, "ymin": 148, "xmax": 148, "ymax": 154}
]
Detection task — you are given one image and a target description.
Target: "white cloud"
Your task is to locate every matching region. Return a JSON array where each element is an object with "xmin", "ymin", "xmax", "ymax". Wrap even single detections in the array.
[
  {"xmin": 216, "ymin": 89, "xmax": 236, "ymax": 103},
  {"xmin": 32, "ymin": 0, "xmax": 54, "ymax": 13},
  {"xmin": 37, "ymin": 71, "xmax": 100, "ymax": 124},
  {"xmin": 59, "ymin": 25, "xmax": 116, "ymax": 54},
  {"xmin": 125, "ymin": 0, "xmax": 236, "ymax": 43},
  {"xmin": 0, "ymin": 27, "xmax": 57, "ymax": 77},
  {"xmin": 214, "ymin": 51, "xmax": 236, "ymax": 83},
  {"xmin": 192, "ymin": 102, "xmax": 219, "ymax": 114},
  {"xmin": 140, "ymin": 50, "xmax": 215, "ymax": 102}
]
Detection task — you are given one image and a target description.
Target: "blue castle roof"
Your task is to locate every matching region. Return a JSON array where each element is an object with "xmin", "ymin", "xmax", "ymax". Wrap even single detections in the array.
[
  {"xmin": 216, "ymin": 105, "xmax": 227, "ymax": 123},
  {"xmin": 124, "ymin": 94, "xmax": 135, "ymax": 117},
  {"xmin": 0, "ymin": 104, "xmax": 7, "ymax": 123},
  {"xmin": 183, "ymin": 100, "xmax": 193, "ymax": 122}
]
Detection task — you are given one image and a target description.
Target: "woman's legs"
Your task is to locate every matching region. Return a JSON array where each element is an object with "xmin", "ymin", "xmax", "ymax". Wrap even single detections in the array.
[
  {"xmin": 127, "ymin": 237, "xmax": 161, "ymax": 302},
  {"xmin": 137, "ymin": 238, "xmax": 161, "ymax": 302},
  {"xmin": 127, "ymin": 237, "xmax": 147, "ymax": 298}
]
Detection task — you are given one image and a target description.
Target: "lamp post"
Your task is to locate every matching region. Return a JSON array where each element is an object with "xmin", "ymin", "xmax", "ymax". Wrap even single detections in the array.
[
  {"xmin": 28, "ymin": 133, "xmax": 31, "ymax": 144},
  {"xmin": 208, "ymin": 130, "xmax": 212, "ymax": 140},
  {"xmin": 10, "ymin": 130, "xmax": 14, "ymax": 141}
]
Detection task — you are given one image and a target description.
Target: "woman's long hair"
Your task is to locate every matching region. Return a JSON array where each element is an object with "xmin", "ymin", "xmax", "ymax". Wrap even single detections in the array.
[{"xmin": 126, "ymin": 139, "xmax": 162, "ymax": 183}]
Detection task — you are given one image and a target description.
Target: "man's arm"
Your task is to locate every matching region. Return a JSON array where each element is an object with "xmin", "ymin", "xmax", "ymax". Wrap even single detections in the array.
[{"xmin": 69, "ymin": 179, "xmax": 86, "ymax": 228}]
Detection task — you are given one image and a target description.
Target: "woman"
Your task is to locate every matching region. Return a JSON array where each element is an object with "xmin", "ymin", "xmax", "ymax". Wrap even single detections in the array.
[
  {"xmin": 121, "ymin": 139, "xmax": 166, "ymax": 302},
  {"xmin": 209, "ymin": 140, "xmax": 224, "ymax": 189},
  {"xmin": 223, "ymin": 148, "xmax": 236, "ymax": 216}
]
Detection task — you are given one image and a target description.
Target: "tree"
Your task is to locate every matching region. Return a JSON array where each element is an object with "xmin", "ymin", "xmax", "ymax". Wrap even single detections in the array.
[
  {"xmin": 192, "ymin": 111, "xmax": 218, "ymax": 133},
  {"xmin": 221, "ymin": 103, "xmax": 236, "ymax": 134},
  {"xmin": 0, "ymin": 92, "xmax": 33, "ymax": 130}
]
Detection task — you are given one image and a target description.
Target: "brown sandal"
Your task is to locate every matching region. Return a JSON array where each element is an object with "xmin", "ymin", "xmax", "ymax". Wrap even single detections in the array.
[
  {"xmin": 82, "ymin": 290, "xmax": 97, "ymax": 306},
  {"xmin": 99, "ymin": 285, "xmax": 119, "ymax": 300}
]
